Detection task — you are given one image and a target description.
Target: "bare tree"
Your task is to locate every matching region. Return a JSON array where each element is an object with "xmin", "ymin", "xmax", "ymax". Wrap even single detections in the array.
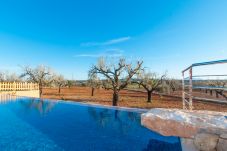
[
  {"xmin": 164, "ymin": 78, "xmax": 181, "ymax": 94},
  {"xmin": 20, "ymin": 65, "xmax": 55, "ymax": 97},
  {"xmin": 6, "ymin": 72, "xmax": 22, "ymax": 82},
  {"xmin": 0, "ymin": 71, "xmax": 22, "ymax": 82},
  {"xmin": 87, "ymin": 73, "xmax": 101, "ymax": 96},
  {"xmin": 136, "ymin": 71, "xmax": 165, "ymax": 102},
  {"xmin": 209, "ymin": 80, "xmax": 227, "ymax": 99},
  {"xmin": 0, "ymin": 72, "xmax": 5, "ymax": 82},
  {"xmin": 89, "ymin": 57, "xmax": 143, "ymax": 106},
  {"xmin": 54, "ymin": 74, "xmax": 66, "ymax": 94},
  {"xmin": 65, "ymin": 80, "xmax": 74, "ymax": 88}
]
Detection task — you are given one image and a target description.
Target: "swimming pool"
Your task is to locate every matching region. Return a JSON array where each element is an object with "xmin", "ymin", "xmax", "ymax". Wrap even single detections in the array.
[{"xmin": 0, "ymin": 97, "xmax": 182, "ymax": 151}]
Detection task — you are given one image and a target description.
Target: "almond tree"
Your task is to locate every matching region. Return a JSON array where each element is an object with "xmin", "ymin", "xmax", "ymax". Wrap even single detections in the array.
[
  {"xmin": 0, "ymin": 72, "xmax": 4, "ymax": 82},
  {"xmin": 89, "ymin": 57, "xmax": 143, "ymax": 106},
  {"xmin": 87, "ymin": 73, "xmax": 101, "ymax": 96},
  {"xmin": 6, "ymin": 72, "xmax": 22, "ymax": 82},
  {"xmin": 163, "ymin": 78, "xmax": 181, "ymax": 94},
  {"xmin": 54, "ymin": 74, "xmax": 66, "ymax": 94},
  {"xmin": 209, "ymin": 80, "xmax": 227, "ymax": 99},
  {"xmin": 21, "ymin": 65, "xmax": 55, "ymax": 97},
  {"xmin": 136, "ymin": 71, "xmax": 165, "ymax": 102},
  {"xmin": 0, "ymin": 71, "xmax": 22, "ymax": 82},
  {"xmin": 65, "ymin": 80, "xmax": 74, "ymax": 88}
]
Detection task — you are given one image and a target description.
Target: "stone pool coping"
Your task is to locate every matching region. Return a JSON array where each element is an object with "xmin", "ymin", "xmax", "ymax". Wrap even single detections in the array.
[
  {"xmin": 58, "ymin": 99, "xmax": 148, "ymax": 113},
  {"xmin": 141, "ymin": 108, "xmax": 227, "ymax": 151},
  {"xmin": 13, "ymin": 96, "xmax": 148, "ymax": 113},
  {"xmin": 141, "ymin": 108, "xmax": 227, "ymax": 138}
]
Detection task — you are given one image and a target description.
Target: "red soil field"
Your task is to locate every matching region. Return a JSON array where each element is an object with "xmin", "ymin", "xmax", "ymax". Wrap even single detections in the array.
[{"xmin": 42, "ymin": 87, "xmax": 227, "ymax": 112}]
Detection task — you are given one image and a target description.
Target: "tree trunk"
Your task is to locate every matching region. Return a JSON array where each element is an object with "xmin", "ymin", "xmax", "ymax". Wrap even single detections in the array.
[
  {"xmin": 216, "ymin": 91, "xmax": 219, "ymax": 98},
  {"xmin": 167, "ymin": 87, "xmax": 170, "ymax": 95},
  {"xmin": 58, "ymin": 86, "xmax": 61, "ymax": 94},
  {"xmin": 91, "ymin": 87, "xmax": 95, "ymax": 96},
  {"xmin": 147, "ymin": 91, "xmax": 152, "ymax": 103},
  {"xmin": 39, "ymin": 86, "xmax": 42, "ymax": 98},
  {"xmin": 216, "ymin": 91, "xmax": 227, "ymax": 100},
  {"xmin": 112, "ymin": 91, "xmax": 119, "ymax": 106}
]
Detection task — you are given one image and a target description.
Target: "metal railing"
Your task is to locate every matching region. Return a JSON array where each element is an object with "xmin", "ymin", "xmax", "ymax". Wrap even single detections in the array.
[{"xmin": 182, "ymin": 59, "xmax": 227, "ymax": 110}]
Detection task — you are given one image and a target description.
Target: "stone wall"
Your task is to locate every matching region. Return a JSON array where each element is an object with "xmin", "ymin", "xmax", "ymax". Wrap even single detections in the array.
[{"xmin": 0, "ymin": 90, "xmax": 40, "ymax": 98}]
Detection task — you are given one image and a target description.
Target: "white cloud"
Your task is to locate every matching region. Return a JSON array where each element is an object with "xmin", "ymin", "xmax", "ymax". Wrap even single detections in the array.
[
  {"xmin": 74, "ymin": 49, "xmax": 124, "ymax": 58},
  {"xmin": 81, "ymin": 37, "xmax": 131, "ymax": 47}
]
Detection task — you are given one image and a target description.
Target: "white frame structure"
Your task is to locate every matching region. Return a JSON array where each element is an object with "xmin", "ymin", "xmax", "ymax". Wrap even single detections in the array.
[{"xmin": 182, "ymin": 59, "xmax": 227, "ymax": 110}]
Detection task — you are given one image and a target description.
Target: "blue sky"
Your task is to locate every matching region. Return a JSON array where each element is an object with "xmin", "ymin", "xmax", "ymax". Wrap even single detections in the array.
[{"xmin": 0, "ymin": 0, "xmax": 227, "ymax": 80}]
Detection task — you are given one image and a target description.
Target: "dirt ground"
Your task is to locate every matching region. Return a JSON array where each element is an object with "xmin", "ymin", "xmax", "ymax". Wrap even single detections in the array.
[{"xmin": 42, "ymin": 87, "xmax": 227, "ymax": 112}]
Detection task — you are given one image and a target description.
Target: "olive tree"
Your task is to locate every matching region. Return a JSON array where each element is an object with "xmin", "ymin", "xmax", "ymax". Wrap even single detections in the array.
[
  {"xmin": 136, "ymin": 71, "xmax": 165, "ymax": 102},
  {"xmin": 89, "ymin": 57, "xmax": 143, "ymax": 106},
  {"xmin": 20, "ymin": 65, "xmax": 55, "ymax": 97},
  {"xmin": 87, "ymin": 73, "xmax": 101, "ymax": 96}
]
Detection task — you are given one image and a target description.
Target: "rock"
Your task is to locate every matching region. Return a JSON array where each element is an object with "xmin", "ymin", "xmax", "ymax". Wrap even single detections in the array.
[
  {"xmin": 217, "ymin": 133, "xmax": 227, "ymax": 151},
  {"xmin": 141, "ymin": 108, "xmax": 227, "ymax": 138},
  {"xmin": 141, "ymin": 112, "xmax": 198, "ymax": 138},
  {"xmin": 217, "ymin": 138, "xmax": 227, "ymax": 151},
  {"xmin": 220, "ymin": 133, "xmax": 227, "ymax": 139},
  {"xmin": 193, "ymin": 133, "xmax": 218, "ymax": 151},
  {"xmin": 181, "ymin": 138, "xmax": 199, "ymax": 151}
]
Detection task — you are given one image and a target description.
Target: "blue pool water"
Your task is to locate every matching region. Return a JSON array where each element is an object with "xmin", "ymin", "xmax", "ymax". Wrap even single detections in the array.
[{"xmin": 0, "ymin": 97, "xmax": 182, "ymax": 151}]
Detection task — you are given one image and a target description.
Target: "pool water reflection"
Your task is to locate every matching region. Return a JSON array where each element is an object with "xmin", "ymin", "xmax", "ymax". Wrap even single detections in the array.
[{"xmin": 0, "ymin": 96, "xmax": 182, "ymax": 151}]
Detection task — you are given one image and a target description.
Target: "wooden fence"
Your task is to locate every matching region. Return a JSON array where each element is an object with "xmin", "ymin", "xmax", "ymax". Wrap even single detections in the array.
[{"xmin": 0, "ymin": 82, "xmax": 39, "ymax": 91}]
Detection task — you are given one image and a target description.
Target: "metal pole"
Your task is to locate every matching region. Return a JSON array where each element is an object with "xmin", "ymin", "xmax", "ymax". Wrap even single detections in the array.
[
  {"xmin": 182, "ymin": 72, "xmax": 185, "ymax": 109},
  {"xmin": 189, "ymin": 67, "xmax": 193, "ymax": 110}
]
